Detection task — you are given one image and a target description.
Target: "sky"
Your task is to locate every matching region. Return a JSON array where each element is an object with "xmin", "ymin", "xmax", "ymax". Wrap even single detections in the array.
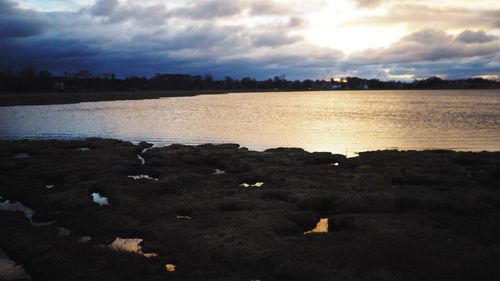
[{"xmin": 0, "ymin": 0, "xmax": 499, "ymax": 80}]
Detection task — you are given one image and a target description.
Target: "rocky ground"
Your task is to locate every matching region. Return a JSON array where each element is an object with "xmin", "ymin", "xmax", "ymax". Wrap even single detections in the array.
[{"xmin": 0, "ymin": 139, "xmax": 499, "ymax": 281}]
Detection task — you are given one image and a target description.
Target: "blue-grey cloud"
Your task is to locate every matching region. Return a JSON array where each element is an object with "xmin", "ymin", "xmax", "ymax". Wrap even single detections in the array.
[
  {"xmin": 90, "ymin": 0, "xmax": 118, "ymax": 16},
  {"xmin": 0, "ymin": 0, "xmax": 499, "ymax": 81},
  {"xmin": 0, "ymin": 0, "xmax": 50, "ymax": 37}
]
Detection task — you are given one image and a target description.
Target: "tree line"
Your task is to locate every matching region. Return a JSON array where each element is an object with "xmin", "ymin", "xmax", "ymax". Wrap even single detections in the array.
[{"xmin": 1, "ymin": 67, "xmax": 499, "ymax": 93}]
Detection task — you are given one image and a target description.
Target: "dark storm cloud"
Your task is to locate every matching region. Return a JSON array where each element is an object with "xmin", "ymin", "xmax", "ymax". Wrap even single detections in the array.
[
  {"xmin": 456, "ymin": 30, "xmax": 497, "ymax": 43},
  {"xmin": 0, "ymin": 0, "xmax": 49, "ymax": 37},
  {"xmin": 0, "ymin": 0, "xmax": 498, "ymax": 81}
]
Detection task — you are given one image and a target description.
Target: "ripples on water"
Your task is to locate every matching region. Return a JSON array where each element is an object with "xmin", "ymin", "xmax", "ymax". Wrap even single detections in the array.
[{"xmin": 0, "ymin": 90, "xmax": 499, "ymax": 156}]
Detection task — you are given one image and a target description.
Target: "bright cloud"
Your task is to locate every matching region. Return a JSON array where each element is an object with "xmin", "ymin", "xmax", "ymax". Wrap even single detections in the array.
[{"xmin": 0, "ymin": 0, "xmax": 499, "ymax": 80}]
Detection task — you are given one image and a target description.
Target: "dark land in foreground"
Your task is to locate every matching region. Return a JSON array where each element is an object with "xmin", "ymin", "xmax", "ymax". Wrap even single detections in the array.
[{"xmin": 1, "ymin": 139, "xmax": 500, "ymax": 281}]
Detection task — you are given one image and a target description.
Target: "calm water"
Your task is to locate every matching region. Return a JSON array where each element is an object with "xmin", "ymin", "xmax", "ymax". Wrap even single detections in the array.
[{"xmin": 1, "ymin": 90, "xmax": 499, "ymax": 156}]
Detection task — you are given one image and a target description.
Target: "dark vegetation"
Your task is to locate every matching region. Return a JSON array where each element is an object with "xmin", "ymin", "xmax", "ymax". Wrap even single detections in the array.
[
  {"xmin": 1, "ymin": 67, "xmax": 499, "ymax": 93},
  {"xmin": 1, "ymin": 139, "xmax": 500, "ymax": 281}
]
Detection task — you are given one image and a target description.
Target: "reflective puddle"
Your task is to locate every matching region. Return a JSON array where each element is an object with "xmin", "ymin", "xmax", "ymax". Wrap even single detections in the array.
[
  {"xmin": 13, "ymin": 153, "xmax": 32, "ymax": 159},
  {"xmin": 128, "ymin": 175, "xmax": 158, "ymax": 181},
  {"xmin": 91, "ymin": 193, "xmax": 109, "ymax": 206},
  {"xmin": 212, "ymin": 169, "xmax": 226, "ymax": 175},
  {"xmin": 137, "ymin": 154, "xmax": 146, "ymax": 165},
  {"xmin": 0, "ymin": 197, "xmax": 34, "ymax": 221},
  {"xmin": 0, "ymin": 249, "xmax": 31, "ymax": 281},
  {"xmin": 165, "ymin": 264, "xmax": 176, "ymax": 272},
  {"xmin": 77, "ymin": 147, "xmax": 91, "ymax": 151},
  {"xmin": 109, "ymin": 238, "xmax": 157, "ymax": 258},
  {"xmin": 240, "ymin": 182, "xmax": 264, "ymax": 188},
  {"xmin": 304, "ymin": 218, "xmax": 329, "ymax": 234}
]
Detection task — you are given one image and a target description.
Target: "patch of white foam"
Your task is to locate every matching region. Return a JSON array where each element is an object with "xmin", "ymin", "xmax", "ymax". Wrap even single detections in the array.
[
  {"xmin": 77, "ymin": 147, "xmax": 91, "ymax": 151},
  {"xmin": 240, "ymin": 182, "xmax": 264, "ymax": 188},
  {"xmin": 109, "ymin": 238, "xmax": 157, "ymax": 258},
  {"xmin": 128, "ymin": 175, "xmax": 158, "ymax": 181},
  {"xmin": 304, "ymin": 218, "xmax": 329, "ymax": 234},
  {"xmin": 14, "ymin": 153, "xmax": 32, "ymax": 159},
  {"xmin": 46, "ymin": 185, "xmax": 55, "ymax": 189},
  {"xmin": 91, "ymin": 193, "xmax": 109, "ymax": 206},
  {"xmin": 0, "ymin": 249, "xmax": 31, "ymax": 281},
  {"xmin": 213, "ymin": 169, "xmax": 226, "ymax": 175}
]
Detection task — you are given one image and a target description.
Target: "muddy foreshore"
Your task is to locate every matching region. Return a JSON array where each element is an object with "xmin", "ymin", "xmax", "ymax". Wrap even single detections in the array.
[{"xmin": 1, "ymin": 139, "xmax": 499, "ymax": 281}]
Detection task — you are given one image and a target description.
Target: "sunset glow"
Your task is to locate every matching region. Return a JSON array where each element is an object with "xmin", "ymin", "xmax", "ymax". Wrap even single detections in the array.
[{"xmin": 1, "ymin": 0, "xmax": 498, "ymax": 80}]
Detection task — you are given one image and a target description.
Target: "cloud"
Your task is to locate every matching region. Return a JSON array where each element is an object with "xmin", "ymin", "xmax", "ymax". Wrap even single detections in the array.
[
  {"xmin": 0, "ymin": 0, "xmax": 499, "ymax": 81},
  {"xmin": 353, "ymin": 0, "xmax": 385, "ymax": 8},
  {"xmin": 344, "ymin": 3, "xmax": 500, "ymax": 30},
  {"xmin": 90, "ymin": 0, "xmax": 119, "ymax": 16},
  {"xmin": 349, "ymin": 29, "xmax": 500, "ymax": 65},
  {"xmin": 0, "ymin": 0, "xmax": 50, "ymax": 37},
  {"xmin": 456, "ymin": 30, "xmax": 497, "ymax": 43}
]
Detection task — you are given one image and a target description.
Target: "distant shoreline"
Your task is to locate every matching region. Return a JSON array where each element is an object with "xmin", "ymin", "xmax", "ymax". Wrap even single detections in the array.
[{"xmin": 0, "ymin": 88, "xmax": 499, "ymax": 107}]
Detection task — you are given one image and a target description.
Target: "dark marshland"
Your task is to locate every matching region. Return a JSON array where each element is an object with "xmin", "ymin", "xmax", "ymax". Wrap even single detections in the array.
[{"xmin": 1, "ymin": 0, "xmax": 500, "ymax": 280}]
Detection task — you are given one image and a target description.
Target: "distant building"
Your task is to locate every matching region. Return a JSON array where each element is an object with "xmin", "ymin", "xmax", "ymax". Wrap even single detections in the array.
[
  {"xmin": 54, "ymin": 81, "xmax": 65, "ymax": 90},
  {"xmin": 331, "ymin": 84, "xmax": 342, "ymax": 90}
]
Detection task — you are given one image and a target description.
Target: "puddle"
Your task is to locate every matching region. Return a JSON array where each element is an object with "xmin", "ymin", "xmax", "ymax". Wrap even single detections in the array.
[
  {"xmin": 109, "ymin": 238, "xmax": 158, "ymax": 258},
  {"xmin": 78, "ymin": 236, "xmax": 92, "ymax": 243},
  {"xmin": 141, "ymin": 147, "xmax": 154, "ymax": 154},
  {"xmin": 46, "ymin": 185, "xmax": 55, "ymax": 189},
  {"xmin": 304, "ymin": 218, "xmax": 329, "ymax": 234},
  {"xmin": 212, "ymin": 169, "xmax": 226, "ymax": 175},
  {"xmin": 91, "ymin": 193, "xmax": 109, "ymax": 206},
  {"xmin": 32, "ymin": 221, "xmax": 56, "ymax": 227},
  {"xmin": 14, "ymin": 153, "xmax": 32, "ymax": 159},
  {"xmin": 77, "ymin": 147, "xmax": 91, "ymax": 151},
  {"xmin": 176, "ymin": 216, "xmax": 192, "ymax": 220},
  {"xmin": 128, "ymin": 175, "xmax": 159, "ymax": 181},
  {"xmin": 137, "ymin": 154, "xmax": 146, "ymax": 165},
  {"xmin": 165, "ymin": 264, "xmax": 176, "ymax": 272},
  {"xmin": 58, "ymin": 227, "xmax": 71, "ymax": 236},
  {"xmin": 0, "ymin": 196, "xmax": 56, "ymax": 226},
  {"xmin": 240, "ymin": 182, "xmax": 264, "ymax": 188},
  {"xmin": 0, "ymin": 249, "xmax": 31, "ymax": 281},
  {"xmin": 0, "ymin": 197, "xmax": 34, "ymax": 221}
]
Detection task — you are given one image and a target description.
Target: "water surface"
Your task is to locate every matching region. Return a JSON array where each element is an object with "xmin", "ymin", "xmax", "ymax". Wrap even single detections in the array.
[{"xmin": 1, "ymin": 90, "xmax": 499, "ymax": 155}]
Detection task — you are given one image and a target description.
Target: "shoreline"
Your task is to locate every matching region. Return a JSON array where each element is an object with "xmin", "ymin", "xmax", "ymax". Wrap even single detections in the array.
[
  {"xmin": 1, "ymin": 88, "xmax": 498, "ymax": 107},
  {"xmin": 1, "ymin": 138, "xmax": 499, "ymax": 280}
]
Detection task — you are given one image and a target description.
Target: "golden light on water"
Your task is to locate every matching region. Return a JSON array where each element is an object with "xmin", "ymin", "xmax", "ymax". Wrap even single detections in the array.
[
  {"xmin": 304, "ymin": 218, "xmax": 329, "ymax": 234},
  {"xmin": 109, "ymin": 238, "xmax": 158, "ymax": 258},
  {"xmin": 165, "ymin": 264, "xmax": 176, "ymax": 272}
]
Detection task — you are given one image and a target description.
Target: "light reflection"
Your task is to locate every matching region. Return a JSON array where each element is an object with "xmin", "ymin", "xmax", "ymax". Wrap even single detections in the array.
[
  {"xmin": 304, "ymin": 218, "xmax": 329, "ymax": 234},
  {"xmin": 91, "ymin": 193, "xmax": 109, "ymax": 206},
  {"xmin": 240, "ymin": 182, "xmax": 264, "ymax": 188},
  {"xmin": 128, "ymin": 175, "xmax": 158, "ymax": 181},
  {"xmin": 165, "ymin": 264, "xmax": 176, "ymax": 272},
  {"xmin": 2, "ymin": 90, "xmax": 500, "ymax": 156},
  {"xmin": 0, "ymin": 249, "xmax": 31, "ymax": 281},
  {"xmin": 109, "ymin": 238, "xmax": 158, "ymax": 258}
]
